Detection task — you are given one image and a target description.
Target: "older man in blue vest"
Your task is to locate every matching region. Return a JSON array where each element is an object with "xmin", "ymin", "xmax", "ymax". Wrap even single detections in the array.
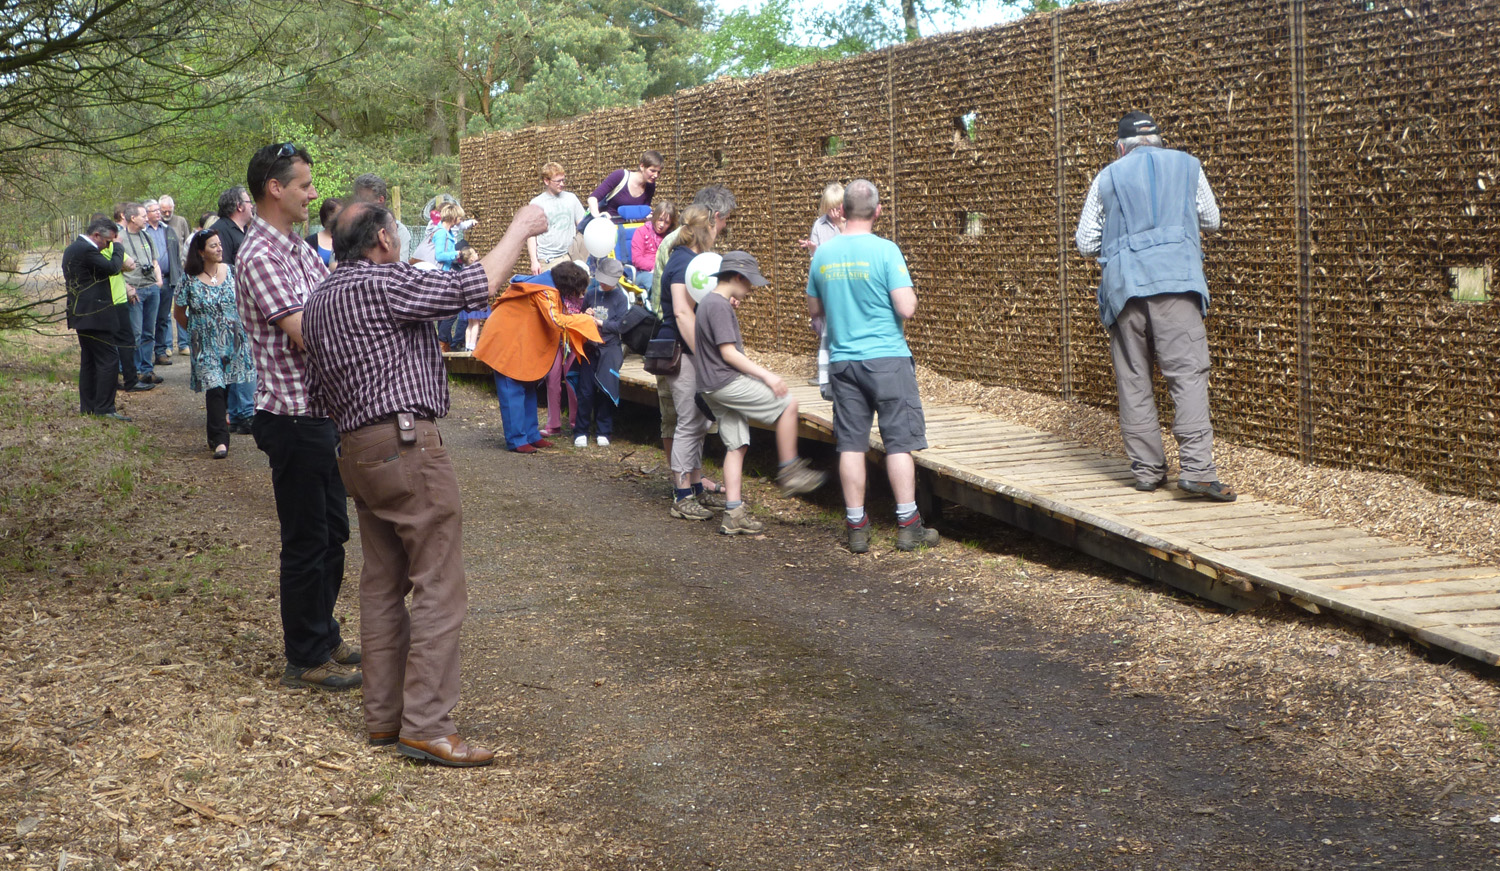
[{"xmin": 1075, "ymin": 111, "xmax": 1235, "ymax": 502}]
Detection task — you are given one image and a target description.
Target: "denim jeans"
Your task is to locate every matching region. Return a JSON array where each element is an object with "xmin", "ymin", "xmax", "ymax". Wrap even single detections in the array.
[
  {"xmin": 250, "ymin": 411, "xmax": 349, "ymax": 668},
  {"xmin": 436, "ymin": 315, "xmax": 463, "ymax": 350},
  {"xmin": 228, "ymin": 377, "xmax": 256, "ymax": 422},
  {"xmin": 154, "ymin": 283, "xmax": 176, "ymax": 357},
  {"xmin": 132, "ymin": 284, "xmax": 160, "ymax": 376},
  {"xmin": 493, "ymin": 374, "xmax": 541, "ymax": 450}
]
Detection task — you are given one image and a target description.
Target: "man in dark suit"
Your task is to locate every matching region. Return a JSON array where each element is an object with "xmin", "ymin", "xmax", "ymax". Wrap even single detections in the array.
[{"xmin": 64, "ymin": 217, "xmax": 132, "ymax": 420}]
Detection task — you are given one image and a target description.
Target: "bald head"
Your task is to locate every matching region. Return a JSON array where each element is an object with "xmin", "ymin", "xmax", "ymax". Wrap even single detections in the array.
[{"xmin": 332, "ymin": 201, "xmax": 398, "ymax": 263}]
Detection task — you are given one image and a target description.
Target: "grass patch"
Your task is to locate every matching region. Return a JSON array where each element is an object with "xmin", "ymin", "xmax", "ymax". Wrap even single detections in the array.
[
  {"xmin": 0, "ymin": 333, "xmax": 158, "ymax": 582},
  {"xmin": 1456, "ymin": 713, "xmax": 1497, "ymax": 755}
]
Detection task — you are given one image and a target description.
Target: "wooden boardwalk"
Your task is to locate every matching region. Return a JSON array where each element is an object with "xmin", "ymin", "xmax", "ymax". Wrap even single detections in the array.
[{"xmin": 449, "ymin": 353, "xmax": 1500, "ymax": 667}]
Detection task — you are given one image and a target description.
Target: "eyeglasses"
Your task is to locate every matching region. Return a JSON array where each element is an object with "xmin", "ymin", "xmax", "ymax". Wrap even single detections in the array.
[{"xmin": 260, "ymin": 142, "xmax": 298, "ymax": 191}]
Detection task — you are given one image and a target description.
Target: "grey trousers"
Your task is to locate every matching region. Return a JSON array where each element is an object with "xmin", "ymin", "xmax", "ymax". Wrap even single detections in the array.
[
  {"xmin": 664, "ymin": 356, "xmax": 712, "ymax": 478},
  {"xmin": 1107, "ymin": 293, "xmax": 1219, "ymax": 485}
]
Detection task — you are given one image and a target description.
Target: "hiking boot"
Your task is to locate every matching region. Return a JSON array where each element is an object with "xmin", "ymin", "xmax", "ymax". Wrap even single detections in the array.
[
  {"xmin": 895, "ymin": 516, "xmax": 940, "ymax": 552},
  {"xmin": 670, "ymin": 494, "xmax": 714, "ymax": 521},
  {"xmin": 697, "ymin": 489, "xmax": 727, "ymax": 511},
  {"xmin": 846, "ymin": 518, "xmax": 871, "ymax": 554},
  {"xmin": 720, "ymin": 505, "xmax": 765, "ymax": 535},
  {"xmin": 776, "ymin": 457, "xmax": 827, "ymax": 496},
  {"xmin": 331, "ymin": 640, "xmax": 362, "ymax": 665},
  {"xmin": 281, "ymin": 660, "xmax": 362, "ymax": 691}
]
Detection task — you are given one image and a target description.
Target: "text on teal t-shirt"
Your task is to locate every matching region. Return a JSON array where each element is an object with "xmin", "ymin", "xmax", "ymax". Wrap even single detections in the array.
[{"xmin": 805, "ymin": 233, "xmax": 913, "ymax": 363}]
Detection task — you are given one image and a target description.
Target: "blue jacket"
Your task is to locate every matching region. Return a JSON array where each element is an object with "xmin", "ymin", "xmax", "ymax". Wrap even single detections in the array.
[{"xmin": 1094, "ymin": 146, "xmax": 1210, "ymax": 328}]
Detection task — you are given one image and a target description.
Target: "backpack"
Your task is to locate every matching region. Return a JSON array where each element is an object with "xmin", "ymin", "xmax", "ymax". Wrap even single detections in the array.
[{"xmin": 619, "ymin": 303, "xmax": 659, "ymax": 356}]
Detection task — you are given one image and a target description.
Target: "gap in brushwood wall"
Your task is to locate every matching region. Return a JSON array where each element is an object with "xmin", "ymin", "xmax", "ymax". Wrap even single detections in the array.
[{"xmin": 461, "ymin": 0, "xmax": 1500, "ymax": 501}]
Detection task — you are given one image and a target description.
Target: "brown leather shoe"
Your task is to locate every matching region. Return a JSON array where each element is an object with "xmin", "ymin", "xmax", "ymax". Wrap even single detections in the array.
[
  {"xmin": 397, "ymin": 734, "xmax": 495, "ymax": 767},
  {"xmin": 368, "ymin": 730, "xmax": 399, "ymax": 747},
  {"xmin": 331, "ymin": 640, "xmax": 362, "ymax": 665}
]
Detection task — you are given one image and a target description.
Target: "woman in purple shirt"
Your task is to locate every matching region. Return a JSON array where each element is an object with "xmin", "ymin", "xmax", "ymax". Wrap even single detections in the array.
[{"xmin": 587, "ymin": 150, "xmax": 663, "ymax": 221}]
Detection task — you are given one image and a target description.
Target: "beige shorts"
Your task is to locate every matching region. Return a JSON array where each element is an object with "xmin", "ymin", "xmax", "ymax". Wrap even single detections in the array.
[
  {"xmin": 655, "ymin": 375, "xmax": 676, "ymax": 438},
  {"xmin": 703, "ymin": 375, "xmax": 792, "ymax": 452}
]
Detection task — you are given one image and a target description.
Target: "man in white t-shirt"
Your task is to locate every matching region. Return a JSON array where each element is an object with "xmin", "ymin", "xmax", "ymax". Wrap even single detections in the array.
[{"xmin": 527, "ymin": 161, "xmax": 585, "ymax": 275}]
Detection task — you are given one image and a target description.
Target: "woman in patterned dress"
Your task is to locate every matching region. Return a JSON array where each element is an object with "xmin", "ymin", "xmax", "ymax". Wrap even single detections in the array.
[{"xmin": 173, "ymin": 229, "xmax": 255, "ymax": 458}]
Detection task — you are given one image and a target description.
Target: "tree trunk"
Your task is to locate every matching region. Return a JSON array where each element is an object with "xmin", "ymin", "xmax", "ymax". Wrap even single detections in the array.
[
  {"xmin": 902, "ymin": 0, "xmax": 920, "ymax": 42},
  {"xmin": 427, "ymin": 92, "xmax": 453, "ymax": 184}
]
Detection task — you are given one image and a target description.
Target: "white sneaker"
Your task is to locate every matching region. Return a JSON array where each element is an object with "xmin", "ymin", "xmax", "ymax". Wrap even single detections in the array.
[
  {"xmin": 573, "ymin": 435, "xmax": 587, "ymax": 448},
  {"xmin": 595, "ymin": 436, "xmax": 610, "ymax": 447}
]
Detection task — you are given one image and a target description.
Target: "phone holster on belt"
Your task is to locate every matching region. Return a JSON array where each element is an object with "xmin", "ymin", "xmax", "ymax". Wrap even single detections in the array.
[{"xmin": 396, "ymin": 412, "xmax": 417, "ymax": 445}]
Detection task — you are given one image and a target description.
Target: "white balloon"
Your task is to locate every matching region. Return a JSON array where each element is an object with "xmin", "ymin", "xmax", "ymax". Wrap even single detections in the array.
[
  {"xmin": 583, "ymin": 219, "xmax": 619, "ymax": 258},
  {"xmin": 685, "ymin": 252, "xmax": 722, "ymax": 303}
]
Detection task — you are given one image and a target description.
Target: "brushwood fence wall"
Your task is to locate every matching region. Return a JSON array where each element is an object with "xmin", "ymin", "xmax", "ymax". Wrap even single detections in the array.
[{"xmin": 461, "ymin": 0, "xmax": 1500, "ymax": 500}]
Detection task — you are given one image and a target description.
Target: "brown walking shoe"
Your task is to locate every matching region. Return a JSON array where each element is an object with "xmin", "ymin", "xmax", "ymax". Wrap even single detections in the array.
[
  {"xmin": 280, "ymin": 660, "xmax": 362, "ymax": 691},
  {"xmin": 720, "ymin": 505, "xmax": 765, "ymax": 536},
  {"xmin": 776, "ymin": 457, "xmax": 828, "ymax": 496},
  {"xmin": 331, "ymin": 640, "xmax": 362, "ymax": 665}
]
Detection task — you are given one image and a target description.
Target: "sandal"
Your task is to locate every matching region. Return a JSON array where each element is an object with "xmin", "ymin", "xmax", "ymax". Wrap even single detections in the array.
[
  {"xmin": 700, "ymin": 478, "xmax": 725, "ymax": 495},
  {"xmin": 1134, "ymin": 476, "xmax": 1168, "ymax": 493},
  {"xmin": 1179, "ymin": 480, "xmax": 1236, "ymax": 502}
]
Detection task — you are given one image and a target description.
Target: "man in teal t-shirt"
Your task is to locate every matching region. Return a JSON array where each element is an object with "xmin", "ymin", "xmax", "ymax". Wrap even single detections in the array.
[{"xmin": 806, "ymin": 179, "xmax": 938, "ymax": 555}]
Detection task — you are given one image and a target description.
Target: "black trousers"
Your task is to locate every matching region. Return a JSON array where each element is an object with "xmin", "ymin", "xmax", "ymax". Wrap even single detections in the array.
[
  {"xmin": 77, "ymin": 329, "xmax": 119, "ymax": 415},
  {"xmin": 111, "ymin": 310, "xmax": 139, "ymax": 386},
  {"xmin": 251, "ymin": 411, "xmax": 350, "ymax": 668},
  {"xmin": 205, "ymin": 386, "xmax": 229, "ymax": 448}
]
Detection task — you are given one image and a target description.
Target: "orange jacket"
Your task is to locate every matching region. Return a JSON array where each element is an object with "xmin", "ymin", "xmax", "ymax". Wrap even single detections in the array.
[{"xmin": 473, "ymin": 282, "xmax": 602, "ymax": 381}]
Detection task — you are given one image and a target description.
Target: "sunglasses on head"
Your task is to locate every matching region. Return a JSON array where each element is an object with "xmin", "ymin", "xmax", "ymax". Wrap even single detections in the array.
[{"xmin": 261, "ymin": 142, "xmax": 299, "ymax": 190}]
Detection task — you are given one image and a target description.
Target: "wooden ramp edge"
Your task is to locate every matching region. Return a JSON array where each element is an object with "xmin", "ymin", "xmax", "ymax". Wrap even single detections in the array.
[{"xmin": 448, "ymin": 352, "xmax": 1500, "ymax": 667}]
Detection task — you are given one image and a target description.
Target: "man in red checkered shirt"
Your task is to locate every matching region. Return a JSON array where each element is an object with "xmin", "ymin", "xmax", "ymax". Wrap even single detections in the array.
[{"xmin": 236, "ymin": 143, "xmax": 362, "ymax": 692}]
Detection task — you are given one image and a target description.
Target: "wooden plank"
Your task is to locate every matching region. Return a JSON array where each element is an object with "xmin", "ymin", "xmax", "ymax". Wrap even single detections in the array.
[
  {"xmin": 945, "ymin": 447, "xmax": 1110, "ymax": 468},
  {"xmin": 1106, "ymin": 501, "xmax": 1288, "ymax": 522},
  {"xmin": 926, "ymin": 420, "xmax": 1032, "ymax": 438},
  {"xmin": 1004, "ymin": 471, "xmax": 1137, "ymax": 487},
  {"xmin": 951, "ymin": 439, "xmax": 1107, "ymax": 456},
  {"xmin": 1298, "ymin": 556, "xmax": 1472, "ymax": 579},
  {"xmin": 1353, "ymin": 579, "xmax": 1500, "ymax": 601},
  {"xmin": 1257, "ymin": 548, "xmax": 1446, "ymax": 571},
  {"xmin": 1330, "ymin": 567, "xmax": 1500, "ymax": 588},
  {"xmin": 964, "ymin": 455, "xmax": 1124, "ymax": 476},
  {"xmin": 1217, "ymin": 537, "xmax": 1416, "ymax": 560},
  {"xmin": 1196, "ymin": 526, "xmax": 1370, "ymax": 549},
  {"xmin": 1401, "ymin": 594, "xmax": 1500, "ymax": 616},
  {"xmin": 1432, "ymin": 611, "xmax": 1500, "ymax": 626},
  {"xmin": 1149, "ymin": 515, "xmax": 1340, "ymax": 535}
]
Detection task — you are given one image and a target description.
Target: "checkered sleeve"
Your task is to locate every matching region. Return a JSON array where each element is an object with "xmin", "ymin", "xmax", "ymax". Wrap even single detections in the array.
[
  {"xmin": 237, "ymin": 250, "xmax": 304, "ymax": 324},
  {"xmin": 1196, "ymin": 169, "xmax": 1221, "ymax": 234},
  {"xmin": 1075, "ymin": 175, "xmax": 1105, "ymax": 257},
  {"xmin": 384, "ymin": 262, "xmax": 490, "ymax": 322}
]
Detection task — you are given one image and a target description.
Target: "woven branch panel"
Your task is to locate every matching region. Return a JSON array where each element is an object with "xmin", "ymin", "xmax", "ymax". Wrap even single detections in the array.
[
  {"xmin": 460, "ymin": 0, "xmax": 1500, "ymax": 499},
  {"xmin": 892, "ymin": 16, "xmax": 1062, "ymax": 395},
  {"xmin": 1302, "ymin": 0, "xmax": 1500, "ymax": 498}
]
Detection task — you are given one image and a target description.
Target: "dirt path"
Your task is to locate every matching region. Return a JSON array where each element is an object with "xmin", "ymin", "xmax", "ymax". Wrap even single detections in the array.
[{"xmin": 2, "ymin": 334, "xmax": 1498, "ymax": 870}]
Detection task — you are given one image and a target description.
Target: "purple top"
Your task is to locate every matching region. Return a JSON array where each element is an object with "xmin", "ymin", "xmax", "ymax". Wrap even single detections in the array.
[
  {"xmin": 591, "ymin": 168, "xmax": 655, "ymax": 215},
  {"xmin": 301, "ymin": 259, "xmax": 490, "ymax": 432}
]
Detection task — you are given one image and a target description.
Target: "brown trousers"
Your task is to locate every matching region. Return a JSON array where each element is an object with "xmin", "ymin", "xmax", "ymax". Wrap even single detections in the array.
[{"xmin": 337, "ymin": 419, "xmax": 466, "ymax": 741}]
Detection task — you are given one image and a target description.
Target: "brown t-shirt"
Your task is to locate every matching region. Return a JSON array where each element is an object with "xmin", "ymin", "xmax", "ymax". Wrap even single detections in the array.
[{"xmin": 691, "ymin": 291, "xmax": 744, "ymax": 393}]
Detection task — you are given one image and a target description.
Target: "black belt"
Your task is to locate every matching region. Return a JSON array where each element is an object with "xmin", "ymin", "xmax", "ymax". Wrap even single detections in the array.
[{"xmin": 360, "ymin": 412, "xmax": 435, "ymax": 428}]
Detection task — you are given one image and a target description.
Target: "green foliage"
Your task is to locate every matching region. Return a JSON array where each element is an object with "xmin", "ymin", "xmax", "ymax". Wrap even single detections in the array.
[
  {"xmin": 703, "ymin": 0, "xmax": 1094, "ymax": 79},
  {"xmin": 705, "ymin": 0, "xmax": 869, "ymax": 78}
]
